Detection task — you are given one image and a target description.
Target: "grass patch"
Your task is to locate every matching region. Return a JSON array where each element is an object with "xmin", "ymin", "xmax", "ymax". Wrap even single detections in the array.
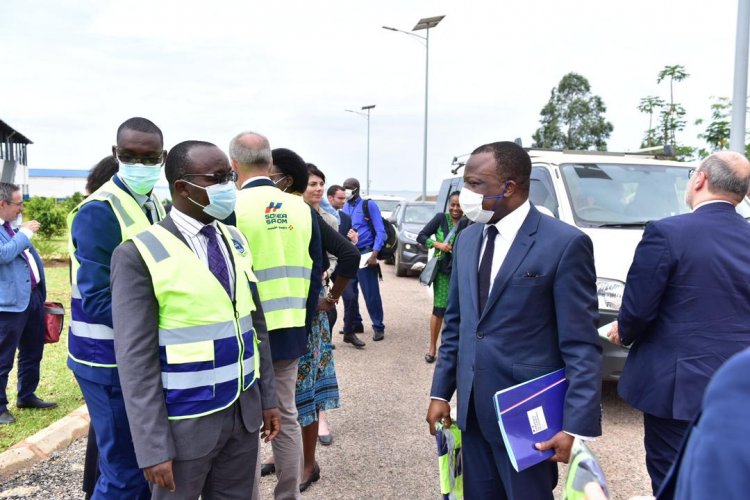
[{"xmin": 0, "ymin": 264, "xmax": 85, "ymax": 452}]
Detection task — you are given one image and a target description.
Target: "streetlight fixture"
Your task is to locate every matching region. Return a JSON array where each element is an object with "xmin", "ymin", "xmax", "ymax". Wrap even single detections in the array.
[
  {"xmin": 345, "ymin": 105, "xmax": 376, "ymax": 195},
  {"xmin": 383, "ymin": 15, "xmax": 445, "ymax": 201}
]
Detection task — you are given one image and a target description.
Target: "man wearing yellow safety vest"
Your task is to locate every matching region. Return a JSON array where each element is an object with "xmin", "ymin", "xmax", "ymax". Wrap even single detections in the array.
[
  {"xmin": 229, "ymin": 131, "xmax": 323, "ymax": 500},
  {"xmin": 110, "ymin": 140, "xmax": 281, "ymax": 498},
  {"xmin": 68, "ymin": 117, "xmax": 167, "ymax": 499}
]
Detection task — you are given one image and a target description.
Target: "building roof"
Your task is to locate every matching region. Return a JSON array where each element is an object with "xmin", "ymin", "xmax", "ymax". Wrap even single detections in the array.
[
  {"xmin": 29, "ymin": 168, "xmax": 89, "ymax": 178},
  {"xmin": 0, "ymin": 120, "xmax": 33, "ymax": 144}
]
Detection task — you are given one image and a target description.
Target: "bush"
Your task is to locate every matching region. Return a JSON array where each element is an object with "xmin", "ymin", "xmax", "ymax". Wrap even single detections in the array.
[
  {"xmin": 60, "ymin": 192, "xmax": 84, "ymax": 213},
  {"xmin": 24, "ymin": 197, "xmax": 68, "ymax": 239}
]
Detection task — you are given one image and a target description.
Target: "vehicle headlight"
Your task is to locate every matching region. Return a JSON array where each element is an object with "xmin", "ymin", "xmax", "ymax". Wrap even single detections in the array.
[
  {"xmin": 404, "ymin": 243, "xmax": 413, "ymax": 251},
  {"xmin": 597, "ymin": 278, "xmax": 625, "ymax": 311},
  {"xmin": 403, "ymin": 231, "xmax": 419, "ymax": 241}
]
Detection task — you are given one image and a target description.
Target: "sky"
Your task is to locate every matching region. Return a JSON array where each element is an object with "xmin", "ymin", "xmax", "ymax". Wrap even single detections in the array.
[{"xmin": 1, "ymin": 0, "xmax": 743, "ymax": 194}]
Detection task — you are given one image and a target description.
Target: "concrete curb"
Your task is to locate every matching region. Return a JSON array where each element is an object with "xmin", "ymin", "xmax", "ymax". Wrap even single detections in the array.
[{"xmin": 0, "ymin": 405, "xmax": 89, "ymax": 481}]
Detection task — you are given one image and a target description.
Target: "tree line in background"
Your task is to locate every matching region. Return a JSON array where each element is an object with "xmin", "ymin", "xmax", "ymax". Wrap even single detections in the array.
[{"xmin": 532, "ymin": 64, "xmax": 745, "ymax": 160}]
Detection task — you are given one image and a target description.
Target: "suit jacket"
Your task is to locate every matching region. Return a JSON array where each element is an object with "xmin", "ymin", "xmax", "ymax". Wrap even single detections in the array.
[
  {"xmin": 110, "ymin": 215, "xmax": 277, "ymax": 468},
  {"xmin": 430, "ymin": 204, "xmax": 602, "ymax": 443},
  {"xmin": 617, "ymin": 202, "xmax": 750, "ymax": 421},
  {"xmin": 657, "ymin": 347, "xmax": 750, "ymax": 499},
  {"xmin": 338, "ymin": 210, "xmax": 352, "ymax": 238},
  {"xmin": 0, "ymin": 226, "xmax": 46, "ymax": 312}
]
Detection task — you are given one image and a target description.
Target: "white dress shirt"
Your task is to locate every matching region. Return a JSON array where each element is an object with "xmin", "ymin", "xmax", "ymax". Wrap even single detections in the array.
[
  {"xmin": 170, "ymin": 207, "xmax": 235, "ymax": 298},
  {"xmin": 478, "ymin": 200, "xmax": 531, "ymax": 291}
]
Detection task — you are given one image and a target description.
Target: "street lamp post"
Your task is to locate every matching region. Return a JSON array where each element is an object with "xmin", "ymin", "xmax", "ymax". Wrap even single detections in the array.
[
  {"xmin": 345, "ymin": 105, "xmax": 376, "ymax": 195},
  {"xmin": 383, "ymin": 15, "xmax": 445, "ymax": 201}
]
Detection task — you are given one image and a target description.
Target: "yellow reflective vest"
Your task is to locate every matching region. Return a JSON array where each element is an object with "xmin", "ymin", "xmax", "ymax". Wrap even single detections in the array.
[
  {"xmin": 131, "ymin": 223, "xmax": 260, "ymax": 419},
  {"xmin": 234, "ymin": 185, "xmax": 313, "ymax": 331},
  {"xmin": 67, "ymin": 179, "xmax": 166, "ymax": 367}
]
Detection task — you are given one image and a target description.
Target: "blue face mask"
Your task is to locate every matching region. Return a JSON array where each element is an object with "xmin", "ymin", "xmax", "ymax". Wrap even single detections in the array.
[
  {"xmin": 184, "ymin": 180, "xmax": 237, "ymax": 220},
  {"xmin": 119, "ymin": 162, "xmax": 162, "ymax": 195}
]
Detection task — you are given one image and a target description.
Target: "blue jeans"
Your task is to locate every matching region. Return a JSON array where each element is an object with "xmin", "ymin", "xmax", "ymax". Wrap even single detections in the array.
[{"xmin": 343, "ymin": 265, "xmax": 384, "ymax": 333}]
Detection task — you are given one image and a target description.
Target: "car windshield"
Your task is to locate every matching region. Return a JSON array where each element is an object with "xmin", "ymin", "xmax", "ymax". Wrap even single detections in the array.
[
  {"xmin": 403, "ymin": 205, "xmax": 434, "ymax": 224},
  {"xmin": 373, "ymin": 199, "xmax": 401, "ymax": 213},
  {"xmin": 560, "ymin": 162, "xmax": 691, "ymax": 227}
]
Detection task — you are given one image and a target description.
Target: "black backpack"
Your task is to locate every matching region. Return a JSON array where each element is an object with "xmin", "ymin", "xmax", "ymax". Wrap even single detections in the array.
[{"xmin": 361, "ymin": 198, "xmax": 398, "ymax": 260}]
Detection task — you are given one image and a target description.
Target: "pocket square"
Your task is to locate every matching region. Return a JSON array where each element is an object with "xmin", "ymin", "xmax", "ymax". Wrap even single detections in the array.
[{"xmin": 523, "ymin": 272, "xmax": 541, "ymax": 278}]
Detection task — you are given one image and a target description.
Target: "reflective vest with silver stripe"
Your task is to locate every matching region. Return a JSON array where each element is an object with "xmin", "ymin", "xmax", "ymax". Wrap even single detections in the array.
[
  {"xmin": 132, "ymin": 223, "xmax": 260, "ymax": 420},
  {"xmin": 67, "ymin": 179, "xmax": 166, "ymax": 367},
  {"xmin": 235, "ymin": 185, "xmax": 313, "ymax": 331}
]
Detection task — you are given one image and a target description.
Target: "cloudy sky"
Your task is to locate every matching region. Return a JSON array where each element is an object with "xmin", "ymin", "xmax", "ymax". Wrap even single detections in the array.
[{"xmin": 1, "ymin": 0, "xmax": 742, "ymax": 193}]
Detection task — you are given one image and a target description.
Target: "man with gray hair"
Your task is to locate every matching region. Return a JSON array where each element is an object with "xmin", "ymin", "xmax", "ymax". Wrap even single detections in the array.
[
  {"xmin": 0, "ymin": 182, "xmax": 53, "ymax": 425},
  {"xmin": 608, "ymin": 151, "xmax": 750, "ymax": 494},
  {"xmin": 229, "ymin": 131, "xmax": 322, "ymax": 499}
]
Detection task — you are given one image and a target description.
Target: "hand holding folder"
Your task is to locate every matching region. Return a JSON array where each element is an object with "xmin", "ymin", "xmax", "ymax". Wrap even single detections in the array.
[{"xmin": 493, "ymin": 368, "xmax": 569, "ymax": 472}]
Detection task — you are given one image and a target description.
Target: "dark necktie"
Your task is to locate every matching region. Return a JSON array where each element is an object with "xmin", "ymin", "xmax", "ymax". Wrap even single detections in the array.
[
  {"xmin": 478, "ymin": 225, "xmax": 498, "ymax": 313},
  {"xmin": 3, "ymin": 222, "xmax": 37, "ymax": 288},
  {"xmin": 143, "ymin": 199, "xmax": 156, "ymax": 224},
  {"xmin": 199, "ymin": 225, "xmax": 232, "ymax": 298}
]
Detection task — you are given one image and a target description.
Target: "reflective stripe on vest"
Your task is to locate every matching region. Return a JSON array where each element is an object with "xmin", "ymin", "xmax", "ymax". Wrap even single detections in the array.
[
  {"xmin": 235, "ymin": 186, "xmax": 313, "ymax": 331},
  {"xmin": 132, "ymin": 223, "xmax": 259, "ymax": 420},
  {"xmin": 67, "ymin": 179, "xmax": 163, "ymax": 368}
]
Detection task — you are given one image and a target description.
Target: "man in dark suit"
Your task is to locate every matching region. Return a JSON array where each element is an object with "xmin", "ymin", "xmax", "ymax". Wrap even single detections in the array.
[
  {"xmin": 111, "ymin": 141, "xmax": 280, "ymax": 498},
  {"xmin": 657, "ymin": 346, "xmax": 750, "ymax": 499},
  {"xmin": 0, "ymin": 182, "xmax": 54, "ymax": 425},
  {"xmin": 608, "ymin": 151, "xmax": 750, "ymax": 494},
  {"xmin": 426, "ymin": 141, "xmax": 602, "ymax": 499},
  {"xmin": 326, "ymin": 184, "xmax": 358, "ymax": 337}
]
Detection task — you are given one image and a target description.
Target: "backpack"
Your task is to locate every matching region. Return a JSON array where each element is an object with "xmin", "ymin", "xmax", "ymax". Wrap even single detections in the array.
[{"xmin": 361, "ymin": 198, "xmax": 398, "ymax": 260}]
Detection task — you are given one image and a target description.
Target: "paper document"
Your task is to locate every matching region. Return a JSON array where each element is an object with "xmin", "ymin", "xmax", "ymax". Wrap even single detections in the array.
[
  {"xmin": 493, "ymin": 368, "xmax": 568, "ymax": 472},
  {"xmin": 598, "ymin": 322, "xmax": 629, "ymax": 349},
  {"xmin": 359, "ymin": 252, "xmax": 373, "ymax": 268}
]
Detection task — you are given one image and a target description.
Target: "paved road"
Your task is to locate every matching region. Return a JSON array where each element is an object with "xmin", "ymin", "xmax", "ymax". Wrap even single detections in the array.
[{"xmin": 0, "ymin": 263, "xmax": 652, "ymax": 499}]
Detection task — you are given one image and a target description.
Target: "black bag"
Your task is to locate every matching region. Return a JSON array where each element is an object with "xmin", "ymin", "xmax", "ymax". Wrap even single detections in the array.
[
  {"xmin": 361, "ymin": 198, "xmax": 397, "ymax": 260},
  {"xmin": 419, "ymin": 256, "xmax": 440, "ymax": 286}
]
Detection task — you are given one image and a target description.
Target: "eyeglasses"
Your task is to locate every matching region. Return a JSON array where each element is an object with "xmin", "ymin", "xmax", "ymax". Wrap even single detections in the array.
[
  {"xmin": 114, "ymin": 149, "xmax": 164, "ymax": 166},
  {"xmin": 688, "ymin": 168, "xmax": 697, "ymax": 179},
  {"xmin": 182, "ymin": 171, "xmax": 238, "ymax": 185},
  {"xmin": 7, "ymin": 201, "xmax": 23, "ymax": 207}
]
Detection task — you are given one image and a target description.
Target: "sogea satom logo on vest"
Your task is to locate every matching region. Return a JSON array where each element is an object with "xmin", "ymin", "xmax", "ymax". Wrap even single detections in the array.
[{"xmin": 265, "ymin": 202, "xmax": 288, "ymax": 226}]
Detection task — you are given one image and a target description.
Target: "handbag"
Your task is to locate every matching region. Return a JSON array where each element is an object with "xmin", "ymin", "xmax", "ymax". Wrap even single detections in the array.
[
  {"xmin": 419, "ymin": 222, "xmax": 460, "ymax": 287},
  {"xmin": 44, "ymin": 301, "xmax": 65, "ymax": 344},
  {"xmin": 419, "ymin": 256, "xmax": 440, "ymax": 286}
]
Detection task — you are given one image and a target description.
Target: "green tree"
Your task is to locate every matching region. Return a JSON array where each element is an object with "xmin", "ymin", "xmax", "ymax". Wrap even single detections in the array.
[
  {"xmin": 61, "ymin": 192, "xmax": 85, "ymax": 214},
  {"xmin": 656, "ymin": 64, "xmax": 690, "ymax": 148},
  {"xmin": 23, "ymin": 197, "xmax": 67, "ymax": 239},
  {"xmin": 695, "ymin": 97, "xmax": 731, "ymax": 155},
  {"xmin": 532, "ymin": 72, "xmax": 613, "ymax": 151},
  {"xmin": 637, "ymin": 96, "xmax": 666, "ymax": 148}
]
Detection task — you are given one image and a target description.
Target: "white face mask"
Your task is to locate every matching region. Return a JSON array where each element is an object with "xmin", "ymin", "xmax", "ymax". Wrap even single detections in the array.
[
  {"xmin": 10, "ymin": 214, "xmax": 22, "ymax": 229},
  {"xmin": 459, "ymin": 187, "xmax": 495, "ymax": 224},
  {"xmin": 344, "ymin": 188, "xmax": 355, "ymax": 201}
]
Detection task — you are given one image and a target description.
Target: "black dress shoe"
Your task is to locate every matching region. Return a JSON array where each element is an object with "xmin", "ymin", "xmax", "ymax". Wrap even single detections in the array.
[
  {"xmin": 16, "ymin": 396, "xmax": 57, "ymax": 409},
  {"xmin": 339, "ymin": 324, "xmax": 364, "ymax": 335},
  {"xmin": 343, "ymin": 333, "xmax": 365, "ymax": 348},
  {"xmin": 260, "ymin": 463, "xmax": 276, "ymax": 476},
  {"xmin": 0, "ymin": 410, "xmax": 16, "ymax": 425},
  {"xmin": 372, "ymin": 330, "xmax": 385, "ymax": 341},
  {"xmin": 299, "ymin": 462, "xmax": 320, "ymax": 493}
]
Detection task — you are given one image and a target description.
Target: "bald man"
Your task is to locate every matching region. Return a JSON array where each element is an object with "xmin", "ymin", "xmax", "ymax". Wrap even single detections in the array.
[{"xmin": 608, "ymin": 151, "xmax": 750, "ymax": 494}]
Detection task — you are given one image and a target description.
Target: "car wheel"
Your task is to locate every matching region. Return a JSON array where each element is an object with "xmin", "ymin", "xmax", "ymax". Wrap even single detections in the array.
[{"xmin": 395, "ymin": 248, "xmax": 407, "ymax": 277}]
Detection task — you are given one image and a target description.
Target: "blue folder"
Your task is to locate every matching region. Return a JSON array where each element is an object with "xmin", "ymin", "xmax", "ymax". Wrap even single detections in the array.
[{"xmin": 493, "ymin": 368, "xmax": 568, "ymax": 472}]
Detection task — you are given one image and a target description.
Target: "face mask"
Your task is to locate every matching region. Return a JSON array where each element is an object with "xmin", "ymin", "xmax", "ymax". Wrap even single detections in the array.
[
  {"xmin": 459, "ymin": 183, "xmax": 509, "ymax": 224},
  {"xmin": 345, "ymin": 188, "xmax": 355, "ymax": 201},
  {"xmin": 10, "ymin": 214, "xmax": 22, "ymax": 229},
  {"xmin": 119, "ymin": 162, "xmax": 162, "ymax": 195},
  {"xmin": 185, "ymin": 180, "xmax": 237, "ymax": 220}
]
